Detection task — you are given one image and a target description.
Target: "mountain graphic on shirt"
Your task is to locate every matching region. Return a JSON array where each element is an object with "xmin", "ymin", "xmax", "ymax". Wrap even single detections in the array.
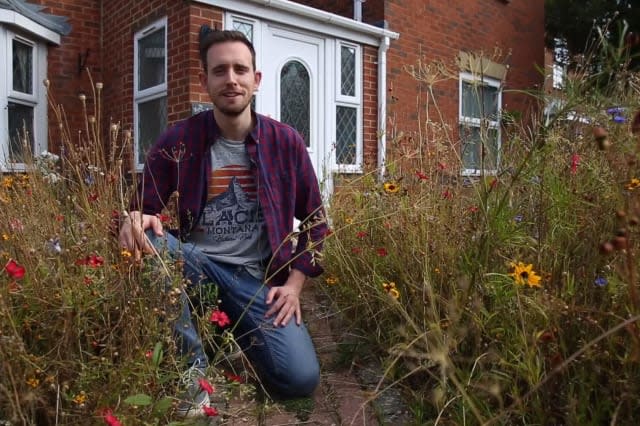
[{"xmin": 213, "ymin": 176, "xmax": 252, "ymax": 210}]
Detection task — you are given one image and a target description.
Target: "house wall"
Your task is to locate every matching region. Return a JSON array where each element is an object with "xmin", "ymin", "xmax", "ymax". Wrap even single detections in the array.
[
  {"xmin": 384, "ymin": 0, "xmax": 545, "ymax": 145},
  {"xmin": 32, "ymin": 0, "xmax": 101, "ymax": 154}
]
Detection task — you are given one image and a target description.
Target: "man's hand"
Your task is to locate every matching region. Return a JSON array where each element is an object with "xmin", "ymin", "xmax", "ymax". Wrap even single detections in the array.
[
  {"xmin": 265, "ymin": 269, "xmax": 306, "ymax": 327},
  {"xmin": 118, "ymin": 211, "xmax": 164, "ymax": 261}
]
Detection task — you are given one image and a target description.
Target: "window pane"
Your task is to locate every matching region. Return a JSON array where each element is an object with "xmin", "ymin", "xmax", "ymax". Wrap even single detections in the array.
[
  {"xmin": 340, "ymin": 45, "xmax": 356, "ymax": 96},
  {"xmin": 138, "ymin": 27, "xmax": 166, "ymax": 91},
  {"xmin": 13, "ymin": 39, "xmax": 33, "ymax": 94},
  {"xmin": 461, "ymin": 82, "xmax": 499, "ymax": 119},
  {"xmin": 460, "ymin": 124, "xmax": 498, "ymax": 171},
  {"xmin": 336, "ymin": 106, "xmax": 357, "ymax": 165},
  {"xmin": 232, "ymin": 21, "xmax": 253, "ymax": 42},
  {"xmin": 8, "ymin": 102, "xmax": 34, "ymax": 162},
  {"xmin": 280, "ymin": 61, "xmax": 310, "ymax": 147},
  {"xmin": 137, "ymin": 96, "xmax": 167, "ymax": 163}
]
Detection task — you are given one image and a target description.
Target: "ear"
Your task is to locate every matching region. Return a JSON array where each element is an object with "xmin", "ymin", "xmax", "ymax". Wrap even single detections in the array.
[
  {"xmin": 254, "ymin": 70, "xmax": 262, "ymax": 90},
  {"xmin": 199, "ymin": 71, "xmax": 207, "ymax": 90}
]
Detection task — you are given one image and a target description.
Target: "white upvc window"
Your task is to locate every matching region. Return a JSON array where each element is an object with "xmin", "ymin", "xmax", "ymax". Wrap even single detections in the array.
[
  {"xmin": 1, "ymin": 29, "xmax": 47, "ymax": 170},
  {"xmin": 459, "ymin": 72, "xmax": 502, "ymax": 176},
  {"xmin": 133, "ymin": 17, "xmax": 167, "ymax": 169},
  {"xmin": 334, "ymin": 41, "xmax": 362, "ymax": 173}
]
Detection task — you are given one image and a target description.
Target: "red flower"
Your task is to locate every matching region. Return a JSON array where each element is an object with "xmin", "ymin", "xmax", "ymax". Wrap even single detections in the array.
[
  {"xmin": 5, "ymin": 259, "xmax": 25, "ymax": 279},
  {"xmin": 157, "ymin": 214, "xmax": 171, "ymax": 223},
  {"xmin": 102, "ymin": 410, "xmax": 122, "ymax": 426},
  {"xmin": 324, "ymin": 228, "xmax": 334, "ymax": 238},
  {"xmin": 83, "ymin": 275, "xmax": 93, "ymax": 285},
  {"xmin": 415, "ymin": 170, "xmax": 428, "ymax": 181},
  {"xmin": 209, "ymin": 310, "xmax": 231, "ymax": 328},
  {"xmin": 199, "ymin": 378, "xmax": 214, "ymax": 395},
  {"xmin": 376, "ymin": 247, "xmax": 388, "ymax": 257},
  {"xmin": 437, "ymin": 162, "xmax": 446, "ymax": 170},
  {"xmin": 442, "ymin": 190, "xmax": 453, "ymax": 199},
  {"xmin": 469, "ymin": 206, "xmax": 479, "ymax": 213},
  {"xmin": 356, "ymin": 231, "xmax": 367, "ymax": 239},
  {"xmin": 570, "ymin": 153, "xmax": 580, "ymax": 175},
  {"xmin": 88, "ymin": 192, "xmax": 99, "ymax": 202},
  {"xmin": 203, "ymin": 406, "xmax": 219, "ymax": 417},
  {"xmin": 351, "ymin": 247, "xmax": 362, "ymax": 254},
  {"xmin": 224, "ymin": 371, "xmax": 245, "ymax": 383},
  {"xmin": 76, "ymin": 254, "xmax": 104, "ymax": 268}
]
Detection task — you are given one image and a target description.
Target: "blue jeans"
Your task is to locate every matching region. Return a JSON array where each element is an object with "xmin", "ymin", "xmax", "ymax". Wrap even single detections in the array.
[{"xmin": 146, "ymin": 231, "xmax": 320, "ymax": 397}]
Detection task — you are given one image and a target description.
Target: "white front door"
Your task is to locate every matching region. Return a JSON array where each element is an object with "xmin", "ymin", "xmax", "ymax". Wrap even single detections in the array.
[{"xmin": 257, "ymin": 25, "xmax": 328, "ymax": 187}]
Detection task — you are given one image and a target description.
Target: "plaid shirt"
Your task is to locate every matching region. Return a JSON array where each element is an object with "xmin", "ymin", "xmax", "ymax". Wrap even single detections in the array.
[{"xmin": 131, "ymin": 110, "xmax": 327, "ymax": 285}]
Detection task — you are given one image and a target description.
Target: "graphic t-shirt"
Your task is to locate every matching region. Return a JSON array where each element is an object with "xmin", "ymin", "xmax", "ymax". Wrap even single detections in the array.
[{"xmin": 190, "ymin": 137, "xmax": 271, "ymax": 279}]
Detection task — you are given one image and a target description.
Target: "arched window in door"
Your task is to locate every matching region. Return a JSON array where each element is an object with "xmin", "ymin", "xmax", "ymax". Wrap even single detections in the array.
[{"xmin": 280, "ymin": 60, "xmax": 310, "ymax": 147}]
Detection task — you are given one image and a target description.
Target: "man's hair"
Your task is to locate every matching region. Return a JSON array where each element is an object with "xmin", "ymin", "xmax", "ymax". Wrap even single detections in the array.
[{"xmin": 198, "ymin": 27, "xmax": 257, "ymax": 71}]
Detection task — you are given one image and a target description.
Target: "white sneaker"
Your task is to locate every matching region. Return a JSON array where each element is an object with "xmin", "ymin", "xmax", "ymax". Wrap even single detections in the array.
[{"xmin": 175, "ymin": 361, "xmax": 211, "ymax": 417}]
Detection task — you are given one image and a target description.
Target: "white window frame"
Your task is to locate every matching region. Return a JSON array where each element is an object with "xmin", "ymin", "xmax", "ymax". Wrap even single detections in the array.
[
  {"xmin": 459, "ymin": 72, "xmax": 502, "ymax": 176},
  {"xmin": 334, "ymin": 40, "xmax": 362, "ymax": 174},
  {"xmin": 133, "ymin": 17, "xmax": 168, "ymax": 170},
  {"xmin": 1, "ymin": 28, "xmax": 47, "ymax": 171}
]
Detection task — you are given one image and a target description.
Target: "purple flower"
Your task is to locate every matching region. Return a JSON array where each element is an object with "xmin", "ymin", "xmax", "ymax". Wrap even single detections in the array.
[
  {"xmin": 514, "ymin": 214, "xmax": 523, "ymax": 223},
  {"xmin": 613, "ymin": 115, "xmax": 626, "ymax": 124},
  {"xmin": 606, "ymin": 107, "xmax": 625, "ymax": 115},
  {"xmin": 594, "ymin": 276, "xmax": 608, "ymax": 287}
]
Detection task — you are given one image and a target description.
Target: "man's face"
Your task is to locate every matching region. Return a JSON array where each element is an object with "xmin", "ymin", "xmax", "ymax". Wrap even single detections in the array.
[{"xmin": 199, "ymin": 41, "xmax": 261, "ymax": 118}]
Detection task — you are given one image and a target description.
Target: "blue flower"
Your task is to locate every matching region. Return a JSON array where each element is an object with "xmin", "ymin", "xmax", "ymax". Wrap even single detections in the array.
[
  {"xmin": 613, "ymin": 115, "xmax": 626, "ymax": 124},
  {"xmin": 594, "ymin": 276, "xmax": 608, "ymax": 287},
  {"xmin": 607, "ymin": 107, "xmax": 625, "ymax": 115}
]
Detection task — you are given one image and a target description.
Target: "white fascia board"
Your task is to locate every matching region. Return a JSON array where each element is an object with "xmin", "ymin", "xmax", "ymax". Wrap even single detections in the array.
[
  {"xmin": 0, "ymin": 9, "xmax": 60, "ymax": 45},
  {"xmin": 196, "ymin": 0, "xmax": 398, "ymax": 45}
]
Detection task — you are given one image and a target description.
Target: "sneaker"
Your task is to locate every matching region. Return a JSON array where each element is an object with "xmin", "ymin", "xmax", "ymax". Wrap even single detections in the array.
[{"xmin": 175, "ymin": 361, "xmax": 211, "ymax": 417}]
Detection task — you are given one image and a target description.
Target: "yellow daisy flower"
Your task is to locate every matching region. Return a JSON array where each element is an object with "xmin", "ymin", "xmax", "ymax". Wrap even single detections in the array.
[
  {"xmin": 325, "ymin": 276, "xmax": 338, "ymax": 285},
  {"xmin": 509, "ymin": 262, "xmax": 542, "ymax": 288},
  {"xmin": 383, "ymin": 181, "xmax": 400, "ymax": 194},
  {"xmin": 26, "ymin": 377, "xmax": 39, "ymax": 388}
]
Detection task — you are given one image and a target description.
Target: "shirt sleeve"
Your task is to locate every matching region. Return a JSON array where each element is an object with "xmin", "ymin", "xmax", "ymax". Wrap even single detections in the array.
[{"xmin": 291, "ymin": 134, "xmax": 328, "ymax": 278}]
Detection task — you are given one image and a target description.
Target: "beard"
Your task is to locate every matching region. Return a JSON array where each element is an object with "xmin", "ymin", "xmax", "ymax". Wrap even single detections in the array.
[{"xmin": 213, "ymin": 96, "xmax": 253, "ymax": 117}]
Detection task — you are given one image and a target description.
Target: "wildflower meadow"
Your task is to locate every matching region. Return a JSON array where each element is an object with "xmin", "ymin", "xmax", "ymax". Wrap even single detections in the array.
[{"xmin": 2, "ymin": 32, "xmax": 640, "ymax": 425}]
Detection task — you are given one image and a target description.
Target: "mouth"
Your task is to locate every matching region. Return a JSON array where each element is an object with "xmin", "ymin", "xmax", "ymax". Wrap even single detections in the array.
[{"xmin": 221, "ymin": 91, "xmax": 243, "ymax": 98}]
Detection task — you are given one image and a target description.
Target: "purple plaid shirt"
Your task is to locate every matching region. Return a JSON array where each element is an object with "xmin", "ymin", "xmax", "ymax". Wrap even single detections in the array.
[{"xmin": 131, "ymin": 110, "xmax": 327, "ymax": 285}]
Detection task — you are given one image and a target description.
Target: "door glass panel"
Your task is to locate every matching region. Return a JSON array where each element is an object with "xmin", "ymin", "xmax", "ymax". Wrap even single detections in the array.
[
  {"xmin": 280, "ymin": 60, "xmax": 310, "ymax": 147},
  {"xmin": 13, "ymin": 39, "xmax": 33, "ymax": 94},
  {"xmin": 232, "ymin": 21, "xmax": 253, "ymax": 42},
  {"xmin": 336, "ymin": 106, "xmax": 357, "ymax": 165},
  {"xmin": 340, "ymin": 45, "xmax": 356, "ymax": 96},
  {"xmin": 138, "ymin": 27, "xmax": 166, "ymax": 91}
]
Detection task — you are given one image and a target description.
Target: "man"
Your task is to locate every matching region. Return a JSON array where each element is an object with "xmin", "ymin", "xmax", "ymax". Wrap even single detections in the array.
[{"xmin": 119, "ymin": 29, "xmax": 327, "ymax": 417}]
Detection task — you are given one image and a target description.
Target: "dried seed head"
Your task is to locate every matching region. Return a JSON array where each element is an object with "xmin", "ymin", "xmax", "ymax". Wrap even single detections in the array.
[
  {"xmin": 78, "ymin": 93, "xmax": 86, "ymax": 102},
  {"xmin": 95, "ymin": 82, "xmax": 103, "ymax": 90}
]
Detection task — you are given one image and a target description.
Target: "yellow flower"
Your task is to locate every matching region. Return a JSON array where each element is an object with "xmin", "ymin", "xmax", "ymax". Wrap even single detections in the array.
[
  {"xmin": 1, "ymin": 234, "xmax": 9, "ymax": 241},
  {"xmin": 383, "ymin": 181, "xmax": 400, "ymax": 194},
  {"xmin": 2, "ymin": 177, "xmax": 14, "ymax": 189},
  {"xmin": 625, "ymin": 178, "xmax": 640, "ymax": 190},
  {"xmin": 121, "ymin": 249, "xmax": 132, "ymax": 258},
  {"xmin": 26, "ymin": 377, "xmax": 39, "ymax": 388},
  {"xmin": 325, "ymin": 276, "xmax": 338, "ymax": 285},
  {"xmin": 72, "ymin": 391, "xmax": 87, "ymax": 405},
  {"xmin": 509, "ymin": 262, "xmax": 542, "ymax": 288},
  {"xmin": 345, "ymin": 217, "xmax": 354, "ymax": 225},
  {"xmin": 388, "ymin": 288, "xmax": 400, "ymax": 299}
]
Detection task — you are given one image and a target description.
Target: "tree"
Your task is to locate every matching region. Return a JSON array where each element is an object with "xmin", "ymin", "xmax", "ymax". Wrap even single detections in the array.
[{"xmin": 545, "ymin": 0, "xmax": 640, "ymax": 63}]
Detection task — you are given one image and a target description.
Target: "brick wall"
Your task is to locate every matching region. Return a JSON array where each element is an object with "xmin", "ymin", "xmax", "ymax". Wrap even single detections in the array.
[
  {"xmin": 384, "ymin": 0, "xmax": 545, "ymax": 143},
  {"xmin": 33, "ymin": 0, "xmax": 101, "ymax": 155}
]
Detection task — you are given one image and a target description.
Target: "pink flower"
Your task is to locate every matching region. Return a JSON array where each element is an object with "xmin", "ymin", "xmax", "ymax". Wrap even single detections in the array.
[
  {"xmin": 437, "ymin": 162, "xmax": 446, "ymax": 170},
  {"xmin": 570, "ymin": 153, "xmax": 580, "ymax": 175},
  {"xmin": 198, "ymin": 378, "xmax": 215, "ymax": 395},
  {"xmin": 5, "ymin": 259, "xmax": 25, "ymax": 279},
  {"xmin": 203, "ymin": 406, "xmax": 219, "ymax": 417},
  {"xmin": 209, "ymin": 310, "xmax": 231, "ymax": 328},
  {"xmin": 102, "ymin": 410, "xmax": 122, "ymax": 426}
]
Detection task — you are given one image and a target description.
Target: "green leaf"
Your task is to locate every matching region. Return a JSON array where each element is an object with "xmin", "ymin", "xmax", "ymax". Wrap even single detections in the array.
[
  {"xmin": 153, "ymin": 396, "xmax": 173, "ymax": 415},
  {"xmin": 124, "ymin": 393, "xmax": 153, "ymax": 406},
  {"xmin": 152, "ymin": 341, "xmax": 163, "ymax": 368}
]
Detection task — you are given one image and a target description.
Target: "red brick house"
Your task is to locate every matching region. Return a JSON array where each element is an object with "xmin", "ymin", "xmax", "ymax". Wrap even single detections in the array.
[{"xmin": 1, "ymin": 0, "xmax": 544, "ymax": 190}]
